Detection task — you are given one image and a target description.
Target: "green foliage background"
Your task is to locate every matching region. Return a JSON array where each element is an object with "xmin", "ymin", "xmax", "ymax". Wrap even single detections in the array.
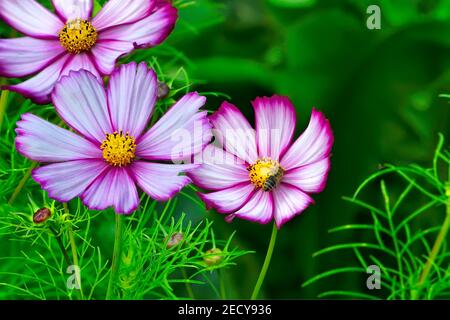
[{"xmin": 0, "ymin": 0, "xmax": 449, "ymax": 299}]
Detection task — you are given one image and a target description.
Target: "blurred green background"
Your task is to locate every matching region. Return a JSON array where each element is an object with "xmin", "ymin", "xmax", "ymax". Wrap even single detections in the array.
[{"xmin": 1, "ymin": 0, "xmax": 449, "ymax": 299}]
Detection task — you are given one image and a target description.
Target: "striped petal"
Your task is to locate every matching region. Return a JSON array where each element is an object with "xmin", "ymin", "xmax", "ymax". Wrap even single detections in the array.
[
  {"xmin": 81, "ymin": 167, "xmax": 139, "ymax": 214},
  {"xmin": 188, "ymin": 144, "xmax": 249, "ymax": 191},
  {"xmin": 92, "ymin": 0, "xmax": 155, "ymax": 31},
  {"xmin": 209, "ymin": 101, "xmax": 258, "ymax": 164},
  {"xmin": 253, "ymin": 95, "xmax": 296, "ymax": 161},
  {"xmin": 52, "ymin": 0, "xmax": 93, "ymax": 21},
  {"xmin": 130, "ymin": 161, "xmax": 195, "ymax": 201},
  {"xmin": 198, "ymin": 183, "xmax": 255, "ymax": 214},
  {"xmin": 232, "ymin": 189, "xmax": 273, "ymax": 224},
  {"xmin": 137, "ymin": 92, "xmax": 212, "ymax": 161},
  {"xmin": 52, "ymin": 69, "xmax": 113, "ymax": 144},
  {"xmin": 0, "ymin": 37, "xmax": 64, "ymax": 78},
  {"xmin": 15, "ymin": 113, "xmax": 101, "ymax": 162},
  {"xmin": 0, "ymin": 0, "xmax": 64, "ymax": 38},
  {"xmin": 32, "ymin": 159, "xmax": 108, "ymax": 202},
  {"xmin": 283, "ymin": 158, "xmax": 330, "ymax": 193},
  {"xmin": 107, "ymin": 62, "xmax": 157, "ymax": 138},
  {"xmin": 281, "ymin": 108, "xmax": 334, "ymax": 170},
  {"xmin": 272, "ymin": 184, "xmax": 313, "ymax": 228}
]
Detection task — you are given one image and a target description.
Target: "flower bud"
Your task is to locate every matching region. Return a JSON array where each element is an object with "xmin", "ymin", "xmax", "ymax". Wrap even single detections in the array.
[
  {"xmin": 203, "ymin": 248, "xmax": 223, "ymax": 266},
  {"xmin": 157, "ymin": 82, "xmax": 170, "ymax": 100},
  {"xmin": 166, "ymin": 232, "xmax": 183, "ymax": 249},
  {"xmin": 33, "ymin": 208, "xmax": 51, "ymax": 224}
]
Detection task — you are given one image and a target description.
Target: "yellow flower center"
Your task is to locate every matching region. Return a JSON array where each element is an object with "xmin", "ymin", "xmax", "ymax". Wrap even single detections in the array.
[
  {"xmin": 101, "ymin": 131, "xmax": 137, "ymax": 167},
  {"xmin": 59, "ymin": 19, "xmax": 97, "ymax": 54},
  {"xmin": 248, "ymin": 158, "xmax": 285, "ymax": 191}
]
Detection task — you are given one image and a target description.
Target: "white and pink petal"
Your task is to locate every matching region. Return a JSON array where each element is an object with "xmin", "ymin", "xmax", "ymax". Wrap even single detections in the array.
[
  {"xmin": 188, "ymin": 144, "xmax": 249, "ymax": 191},
  {"xmin": 272, "ymin": 184, "xmax": 313, "ymax": 228},
  {"xmin": 81, "ymin": 167, "xmax": 139, "ymax": 214},
  {"xmin": 90, "ymin": 40, "xmax": 133, "ymax": 75},
  {"xmin": 130, "ymin": 161, "xmax": 195, "ymax": 201},
  {"xmin": 32, "ymin": 159, "xmax": 108, "ymax": 202},
  {"xmin": 281, "ymin": 108, "xmax": 334, "ymax": 170},
  {"xmin": 52, "ymin": 68, "xmax": 113, "ymax": 144},
  {"xmin": 92, "ymin": 0, "xmax": 155, "ymax": 31},
  {"xmin": 137, "ymin": 92, "xmax": 212, "ymax": 161},
  {"xmin": 98, "ymin": 3, "xmax": 177, "ymax": 49},
  {"xmin": 209, "ymin": 101, "xmax": 258, "ymax": 164},
  {"xmin": 253, "ymin": 95, "xmax": 296, "ymax": 161},
  {"xmin": 0, "ymin": 37, "xmax": 65, "ymax": 78},
  {"xmin": 0, "ymin": 0, "xmax": 64, "ymax": 39},
  {"xmin": 107, "ymin": 62, "xmax": 157, "ymax": 138},
  {"xmin": 52, "ymin": 0, "xmax": 93, "ymax": 21},
  {"xmin": 5, "ymin": 54, "xmax": 70, "ymax": 105},
  {"xmin": 15, "ymin": 113, "xmax": 101, "ymax": 162},
  {"xmin": 198, "ymin": 183, "xmax": 255, "ymax": 214},
  {"xmin": 231, "ymin": 189, "xmax": 273, "ymax": 224},
  {"xmin": 283, "ymin": 158, "xmax": 331, "ymax": 193}
]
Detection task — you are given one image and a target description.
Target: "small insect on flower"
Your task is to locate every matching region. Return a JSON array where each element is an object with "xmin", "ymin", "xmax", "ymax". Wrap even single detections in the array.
[
  {"xmin": 33, "ymin": 207, "xmax": 52, "ymax": 224},
  {"xmin": 189, "ymin": 96, "xmax": 334, "ymax": 228},
  {"xmin": 15, "ymin": 62, "xmax": 212, "ymax": 214},
  {"xmin": 203, "ymin": 248, "xmax": 223, "ymax": 266},
  {"xmin": 0, "ymin": 0, "xmax": 178, "ymax": 104}
]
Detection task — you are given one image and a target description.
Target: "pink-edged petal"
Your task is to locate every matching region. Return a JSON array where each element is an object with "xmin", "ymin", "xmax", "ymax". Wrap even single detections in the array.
[
  {"xmin": 98, "ymin": 3, "xmax": 177, "ymax": 48},
  {"xmin": 60, "ymin": 53, "xmax": 101, "ymax": 80},
  {"xmin": 272, "ymin": 184, "xmax": 313, "ymax": 228},
  {"xmin": 137, "ymin": 92, "xmax": 212, "ymax": 161},
  {"xmin": 0, "ymin": 37, "xmax": 65, "ymax": 78},
  {"xmin": 210, "ymin": 101, "xmax": 258, "ymax": 165},
  {"xmin": 253, "ymin": 95, "xmax": 296, "ymax": 161},
  {"xmin": 198, "ymin": 183, "xmax": 255, "ymax": 214},
  {"xmin": 32, "ymin": 159, "xmax": 108, "ymax": 202},
  {"xmin": 281, "ymin": 109, "xmax": 334, "ymax": 170},
  {"xmin": 0, "ymin": 0, "xmax": 63, "ymax": 39},
  {"xmin": 232, "ymin": 189, "xmax": 273, "ymax": 224},
  {"xmin": 5, "ymin": 54, "xmax": 70, "ymax": 104},
  {"xmin": 81, "ymin": 167, "xmax": 139, "ymax": 214},
  {"xmin": 92, "ymin": 0, "xmax": 156, "ymax": 31},
  {"xmin": 52, "ymin": 69, "xmax": 113, "ymax": 144},
  {"xmin": 15, "ymin": 113, "xmax": 102, "ymax": 162},
  {"xmin": 283, "ymin": 158, "xmax": 331, "ymax": 193},
  {"xmin": 107, "ymin": 62, "xmax": 157, "ymax": 137},
  {"xmin": 52, "ymin": 0, "xmax": 93, "ymax": 21},
  {"xmin": 130, "ymin": 161, "xmax": 195, "ymax": 201},
  {"xmin": 188, "ymin": 144, "xmax": 249, "ymax": 191},
  {"xmin": 90, "ymin": 39, "xmax": 133, "ymax": 75}
]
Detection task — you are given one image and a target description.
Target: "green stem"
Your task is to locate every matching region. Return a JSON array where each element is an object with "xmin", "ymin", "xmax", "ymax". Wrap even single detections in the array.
[
  {"xmin": 220, "ymin": 268, "xmax": 227, "ymax": 300},
  {"xmin": 49, "ymin": 225, "xmax": 71, "ymax": 267},
  {"xmin": 416, "ymin": 190, "xmax": 450, "ymax": 292},
  {"xmin": 8, "ymin": 163, "xmax": 37, "ymax": 205},
  {"xmin": 64, "ymin": 204, "xmax": 85, "ymax": 300},
  {"xmin": 251, "ymin": 223, "xmax": 278, "ymax": 300},
  {"xmin": 0, "ymin": 89, "xmax": 9, "ymax": 131},
  {"xmin": 182, "ymin": 268, "xmax": 195, "ymax": 299},
  {"xmin": 106, "ymin": 214, "xmax": 124, "ymax": 300}
]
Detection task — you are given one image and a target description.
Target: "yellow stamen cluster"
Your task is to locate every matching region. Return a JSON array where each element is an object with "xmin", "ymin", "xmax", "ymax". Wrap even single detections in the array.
[
  {"xmin": 101, "ymin": 131, "xmax": 137, "ymax": 167},
  {"xmin": 248, "ymin": 158, "xmax": 284, "ymax": 191},
  {"xmin": 59, "ymin": 19, "xmax": 97, "ymax": 54}
]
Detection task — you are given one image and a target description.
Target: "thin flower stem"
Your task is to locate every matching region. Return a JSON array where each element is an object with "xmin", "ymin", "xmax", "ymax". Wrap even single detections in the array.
[
  {"xmin": 220, "ymin": 268, "xmax": 227, "ymax": 299},
  {"xmin": 49, "ymin": 225, "xmax": 71, "ymax": 267},
  {"xmin": 106, "ymin": 214, "xmax": 124, "ymax": 300},
  {"xmin": 182, "ymin": 268, "xmax": 195, "ymax": 299},
  {"xmin": 251, "ymin": 223, "xmax": 278, "ymax": 300},
  {"xmin": 8, "ymin": 162, "xmax": 37, "ymax": 205},
  {"xmin": 415, "ymin": 185, "xmax": 450, "ymax": 296},
  {"xmin": 0, "ymin": 89, "xmax": 9, "ymax": 131},
  {"xmin": 64, "ymin": 203, "xmax": 85, "ymax": 300}
]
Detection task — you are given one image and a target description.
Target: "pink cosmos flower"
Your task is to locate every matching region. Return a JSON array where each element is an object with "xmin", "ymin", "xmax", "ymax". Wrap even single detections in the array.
[
  {"xmin": 188, "ymin": 96, "xmax": 334, "ymax": 228},
  {"xmin": 0, "ymin": 0, "xmax": 177, "ymax": 104},
  {"xmin": 15, "ymin": 62, "xmax": 212, "ymax": 214}
]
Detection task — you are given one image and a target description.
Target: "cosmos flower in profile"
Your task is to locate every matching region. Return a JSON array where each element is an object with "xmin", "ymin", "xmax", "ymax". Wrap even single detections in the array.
[
  {"xmin": 15, "ymin": 62, "xmax": 212, "ymax": 214},
  {"xmin": 0, "ymin": 0, "xmax": 177, "ymax": 104},
  {"xmin": 189, "ymin": 96, "xmax": 334, "ymax": 228}
]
